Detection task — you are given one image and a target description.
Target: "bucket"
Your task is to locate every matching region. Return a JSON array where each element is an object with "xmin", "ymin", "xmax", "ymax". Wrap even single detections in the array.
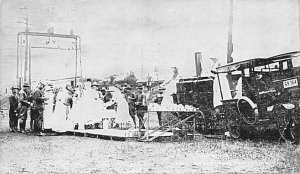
[{"xmin": 103, "ymin": 119, "xmax": 109, "ymax": 130}]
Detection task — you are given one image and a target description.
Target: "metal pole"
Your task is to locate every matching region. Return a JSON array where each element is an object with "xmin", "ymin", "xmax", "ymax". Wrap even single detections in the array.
[
  {"xmin": 29, "ymin": 44, "xmax": 31, "ymax": 87},
  {"xmin": 79, "ymin": 37, "xmax": 82, "ymax": 78},
  {"xmin": 24, "ymin": 7, "xmax": 29, "ymax": 83},
  {"xmin": 20, "ymin": 34, "xmax": 23, "ymax": 85},
  {"xmin": 75, "ymin": 37, "xmax": 78, "ymax": 87},
  {"xmin": 17, "ymin": 33, "xmax": 20, "ymax": 86},
  {"xmin": 141, "ymin": 49, "xmax": 144, "ymax": 80}
]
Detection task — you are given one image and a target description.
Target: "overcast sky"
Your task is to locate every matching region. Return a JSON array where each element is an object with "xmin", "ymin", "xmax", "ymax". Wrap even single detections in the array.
[{"xmin": 0, "ymin": 0, "xmax": 299, "ymax": 86}]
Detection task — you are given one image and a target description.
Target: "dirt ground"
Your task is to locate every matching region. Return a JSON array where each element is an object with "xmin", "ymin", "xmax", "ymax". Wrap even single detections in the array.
[{"xmin": 0, "ymin": 110, "xmax": 299, "ymax": 174}]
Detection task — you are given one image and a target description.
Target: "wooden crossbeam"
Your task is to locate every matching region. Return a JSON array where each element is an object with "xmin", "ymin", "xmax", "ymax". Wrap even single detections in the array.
[{"xmin": 140, "ymin": 114, "xmax": 196, "ymax": 142}]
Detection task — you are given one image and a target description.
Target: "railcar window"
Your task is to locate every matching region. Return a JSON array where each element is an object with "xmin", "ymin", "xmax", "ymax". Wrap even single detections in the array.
[
  {"xmin": 283, "ymin": 61, "xmax": 288, "ymax": 70},
  {"xmin": 255, "ymin": 62, "xmax": 279, "ymax": 72},
  {"xmin": 244, "ymin": 68, "xmax": 250, "ymax": 77},
  {"xmin": 254, "ymin": 66, "xmax": 265, "ymax": 72},
  {"xmin": 267, "ymin": 62, "xmax": 279, "ymax": 71},
  {"xmin": 292, "ymin": 55, "xmax": 300, "ymax": 68}
]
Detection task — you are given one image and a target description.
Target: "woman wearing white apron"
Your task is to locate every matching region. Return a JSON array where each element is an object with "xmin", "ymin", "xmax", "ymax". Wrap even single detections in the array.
[
  {"xmin": 70, "ymin": 82, "xmax": 102, "ymax": 130},
  {"xmin": 52, "ymin": 87, "xmax": 70, "ymax": 132},
  {"xmin": 66, "ymin": 87, "xmax": 80, "ymax": 130},
  {"xmin": 43, "ymin": 85, "xmax": 55, "ymax": 130},
  {"xmin": 110, "ymin": 87, "xmax": 133, "ymax": 128}
]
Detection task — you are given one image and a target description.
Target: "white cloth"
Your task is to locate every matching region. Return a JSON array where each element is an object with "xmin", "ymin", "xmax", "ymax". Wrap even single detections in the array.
[
  {"xmin": 43, "ymin": 90, "xmax": 55, "ymax": 129},
  {"xmin": 110, "ymin": 87, "xmax": 132, "ymax": 125},
  {"xmin": 161, "ymin": 79, "xmax": 178, "ymax": 108}
]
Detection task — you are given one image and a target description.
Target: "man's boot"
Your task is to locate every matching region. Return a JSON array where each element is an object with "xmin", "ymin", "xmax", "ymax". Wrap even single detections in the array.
[{"xmin": 19, "ymin": 120, "xmax": 25, "ymax": 133}]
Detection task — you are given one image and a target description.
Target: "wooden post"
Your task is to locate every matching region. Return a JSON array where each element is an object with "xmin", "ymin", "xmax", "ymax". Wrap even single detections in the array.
[
  {"xmin": 138, "ymin": 111, "xmax": 141, "ymax": 138},
  {"xmin": 147, "ymin": 111, "xmax": 150, "ymax": 140},
  {"xmin": 193, "ymin": 115, "xmax": 196, "ymax": 140}
]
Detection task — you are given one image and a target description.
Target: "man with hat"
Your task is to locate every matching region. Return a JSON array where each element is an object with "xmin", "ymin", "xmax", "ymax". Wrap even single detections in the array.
[
  {"xmin": 124, "ymin": 85, "xmax": 137, "ymax": 128},
  {"xmin": 135, "ymin": 84, "xmax": 147, "ymax": 129},
  {"xmin": 91, "ymin": 81, "xmax": 99, "ymax": 90},
  {"xmin": 99, "ymin": 87, "xmax": 106, "ymax": 102},
  {"xmin": 154, "ymin": 86, "xmax": 166, "ymax": 126},
  {"xmin": 9, "ymin": 85, "xmax": 20, "ymax": 132},
  {"xmin": 100, "ymin": 87, "xmax": 112, "ymax": 103},
  {"xmin": 30, "ymin": 82, "xmax": 46, "ymax": 134},
  {"xmin": 19, "ymin": 83, "xmax": 32, "ymax": 133}
]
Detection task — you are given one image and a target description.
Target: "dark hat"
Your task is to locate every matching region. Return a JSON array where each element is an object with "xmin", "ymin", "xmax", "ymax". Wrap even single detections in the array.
[
  {"xmin": 92, "ymin": 82, "xmax": 99, "ymax": 87},
  {"xmin": 38, "ymin": 82, "xmax": 45, "ymax": 87},
  {"xmin": 23, "ymin": 83, "xmax": 30, "ymax": 87},
  {"xmin": 11, "ymin": 85, "xmax": 20, "ymax": 90},
  {"xmin": 66, "ymin": 85, "xmax": 74, "ymax": 93},
  {"xmin": 124, "ymin": 85, "xmax": 132, "ymax": 90},
  {"xmin": 159, "ymin": 86, "xmax": 166, "ymax": 90},
  {"xmin": 137, "ymin": 84, "xmax": 143, "ymax": 89}
]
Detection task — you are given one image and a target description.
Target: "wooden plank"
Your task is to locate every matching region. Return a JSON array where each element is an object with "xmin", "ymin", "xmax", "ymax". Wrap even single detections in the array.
[
  {"xmin": 67, "ymin": 128, "xmax": 173, "ymax": 141},
  {"xmin": 67, "ymin": 129, "xmax": 139, "ymax": 138}
]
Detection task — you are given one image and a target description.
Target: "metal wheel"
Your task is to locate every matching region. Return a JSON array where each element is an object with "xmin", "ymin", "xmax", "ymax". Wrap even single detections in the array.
[
  {"xmin": 229, "ymin": 125, "xmax": 240, "ymax": 139},
  {"xmin": 277, "ymin": 114, "xmax": 295, "ymax": 143}
]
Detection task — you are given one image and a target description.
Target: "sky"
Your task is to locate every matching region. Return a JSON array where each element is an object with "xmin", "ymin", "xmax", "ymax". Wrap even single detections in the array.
[{"xmin": 0, "ymin": 0, "xmax": 299, "ymax": 86}]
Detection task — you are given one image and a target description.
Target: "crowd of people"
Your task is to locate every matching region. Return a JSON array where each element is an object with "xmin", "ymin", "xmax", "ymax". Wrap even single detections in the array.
[{"xmin": 8, "ymin": 79, "xmax": 166, "ymax": 135}]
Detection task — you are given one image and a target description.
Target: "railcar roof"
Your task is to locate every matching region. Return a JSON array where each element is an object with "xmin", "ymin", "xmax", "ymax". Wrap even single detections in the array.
[{"xmin": 216, "ymin": 51, "xmax": 300, "ymax": 73}]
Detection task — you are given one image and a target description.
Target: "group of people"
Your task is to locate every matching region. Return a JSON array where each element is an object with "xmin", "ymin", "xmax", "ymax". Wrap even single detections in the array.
[
  {"xmin": 9, "ymin": 82, "xmax": 54, "ymax": 134},
  {"xmin": 8, "ymin": 80, "xmax": 160, "ymax": 134}
]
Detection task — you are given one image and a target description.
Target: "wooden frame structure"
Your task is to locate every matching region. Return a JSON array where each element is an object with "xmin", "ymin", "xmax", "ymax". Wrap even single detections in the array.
[{"xmin": 16, "ymin": 31, "xmax": 82, "ymax": 88}]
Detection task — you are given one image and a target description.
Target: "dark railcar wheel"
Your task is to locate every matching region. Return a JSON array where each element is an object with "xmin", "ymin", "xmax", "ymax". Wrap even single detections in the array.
[{"xmin": 277, "ymin": 118, "xmax": 296, "ymax": 143}]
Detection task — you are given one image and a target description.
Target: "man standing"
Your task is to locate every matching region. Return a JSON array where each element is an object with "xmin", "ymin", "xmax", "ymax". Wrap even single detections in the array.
[
  {"xmin": 9, "ymin": 85, "xmax": 20, "ymax": 132},
  {"xmin": 135, "ymin": 84, "xmax": 147, "ymax": 129},
  {"xmin": 100, "ymin": 87, "xmax": 112, "ymax": 103},
  {"xmin": 154, "ymin": 87, "xmax": 165, "ymax": 126},
  {"xmin": 19, "ymin": 83, "xmax": 31, "ymax": 133},
  {"xmin": 99, "ymin": 87, "xmax": 106, "ymax": 102},
  {"xmin": 31, "ymin": 82, "xmax": 46, "ymax": 134},
  {"xmin": 65, "ymin": 85, "xmax": 74, "ymax": 117},
  {"xmin": 124, "ymin": 85, "xmax": 137, "ymax": 128}
]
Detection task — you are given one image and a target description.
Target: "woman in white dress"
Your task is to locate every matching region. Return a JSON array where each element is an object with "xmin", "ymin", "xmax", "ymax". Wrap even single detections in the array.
[
  {"xmin": 68, "ymin": 82, "xmax": 102, "ymax": 130},
  {"xmin": 110, "ymin": 87, "xmax": 133, "ymax": 128},
  {"xmin": 67, "ymin": 86, "xmax": 83, "ymax": 130},
  {"xmin": 52, "ymin": 86, "xmax": 71, "ymax": 132},
  {"xmin": 43, "ymin": 85, "xmax": 55, "ymax": 130}
]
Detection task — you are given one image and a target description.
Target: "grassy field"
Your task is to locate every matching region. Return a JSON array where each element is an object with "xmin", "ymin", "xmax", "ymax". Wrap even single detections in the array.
[{"xmin": 0, "ymin": 110, "xmax": 299, "ymax": 173}]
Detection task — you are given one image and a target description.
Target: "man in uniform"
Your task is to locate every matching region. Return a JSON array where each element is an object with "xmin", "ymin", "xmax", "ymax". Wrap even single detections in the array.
[
  {"xmin": 135, "ymin": 84, "xmax": 147, "ymax": 129},
  {"xmin": 31, "ymin": 82, "xmax": 46, "ymax": 134},
  {"xmin": 154, "ymin": 86, "xmax": 165, "ymax": 126},
  {"xmin": 19, "ymin": 83, "xmax": 31, "ymax": 133},
  {"xmin": 91, "ymin": 82, "xmax": 99, "ymax": 91},
  {"xmin": 124, "ymin": 85, "xmax": 137, "ymax": 128},
  {"xmin": 100, "ymin": 87, "xmax": 112, "ymax": 103},
  {"xmin": 9, "ymin": 85, "xmax": 20, "ymax": 132},
  {"xmin": 99, "ymin": 87, "xmax": 106, "ymax": 102}
]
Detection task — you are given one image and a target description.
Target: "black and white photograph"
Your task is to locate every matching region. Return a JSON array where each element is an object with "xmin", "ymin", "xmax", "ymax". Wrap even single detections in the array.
[{"xmin": 0, "ymin": 0, "xmax": 300, "ymax": 173}]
